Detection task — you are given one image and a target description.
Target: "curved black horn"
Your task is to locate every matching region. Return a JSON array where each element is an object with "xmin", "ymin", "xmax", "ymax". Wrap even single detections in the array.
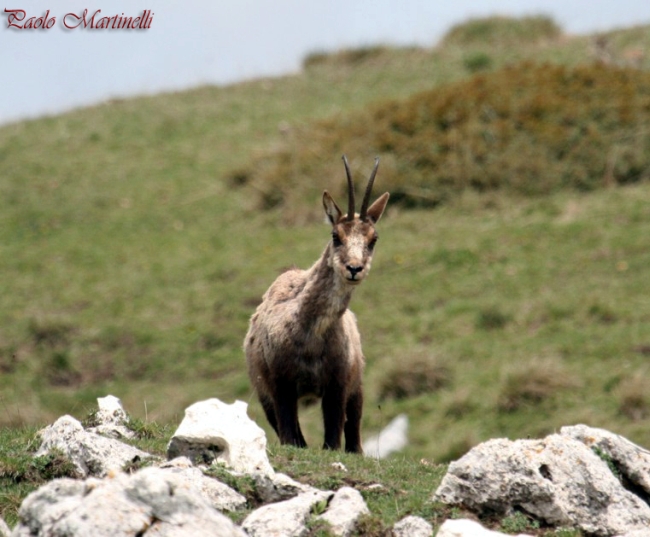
[
  {"xmin": 359, "ymin": 157, "xmax": 380, "ymax": 220},
  {"xmin": 342, "ymin": 155, "xmax": 355, "ymax": 221}
]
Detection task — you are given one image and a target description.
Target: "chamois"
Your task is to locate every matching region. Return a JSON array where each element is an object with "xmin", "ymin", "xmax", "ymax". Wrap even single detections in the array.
[{"xmin": 244, "ymin": 156, "xmax": 389, "ymax": 453}]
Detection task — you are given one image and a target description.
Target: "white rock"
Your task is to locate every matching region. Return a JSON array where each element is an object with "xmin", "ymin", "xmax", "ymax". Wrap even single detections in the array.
[
  {"xmin": 87, "ymin": 395, "xmax": 135, "ymax": 439},
  {"xmin": 96, "ymin": 395, "xmax": 128, "ymax": 423},
  {"xmin": 561, "ymin": 424, "xmax": 650, "ymax": 496},
  {"xmin": 242, "ymin": 489, "xmax": 333, "ymax": 537},
  {"xmin": 434, "ymin": 434, "xmax": 650, "ymax": 536},
  {"xmin": 392, "ymin": 515, "xmax": 433, "ymax": 537},
  {"xmin": 159, "ymin": 457, "xmax": 247, "ymax": 511},
  {"xmin": 36, "ymin": 415, "xmax": 152, "ymax": 477},
  {"xmin": 252, "ymin": 471, "xmax": 316, "ymax": 503},
  {"xmin": 363, "ymin": 414, "xmax": 408, "ymax": 459},
  {"xmin": 436, "ymin": 518, "xmax": 532, "ymax": 537},
  {"xmin": 317, "ymin": 486, "xmax": 369, "ymax": 536},
  {"xmin": 331, "ymin": 462, "xmax": 348, "ymax": 472},
  {"xmin": 12, "ymin": 467, "xmax": 246, "ymax": 537},
  {"xmin": 0, "ymin": 517, "xmax": 10, "ymax": 537},
  {"xmin": 167, "ymin": 399, "xmax": 273, "ymax": 475}
]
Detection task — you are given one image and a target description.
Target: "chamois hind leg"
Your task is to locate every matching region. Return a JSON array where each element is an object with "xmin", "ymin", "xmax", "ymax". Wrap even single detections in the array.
[
  {"xmin": 274, "ymin": 380, "xmax": 307, "ymax": 448},
  {"xmin": 322, "ymin": 382, "xmax": 346, "ymax": 450},
  {"xmin": 344, "ymin": 388, "xmax": 363, "ymax": 454}
]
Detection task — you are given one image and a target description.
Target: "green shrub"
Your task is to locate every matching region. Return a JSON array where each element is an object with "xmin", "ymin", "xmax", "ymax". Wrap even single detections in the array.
[
  {"xmin": 235, "ymin": 63, "xmax": 650, "ymax": 215},
  {"xmin": 463, "ymin": 52, "xmax": 493, "ymax": 73},
  {"xmin": 440, "ymin": 15, "xmax": 562, "ymax": 47},
  {"xmin": 476, "ymin": 306, "xmax": 510, "ymax": 331},
  {"xmin": 500, "ymin": 510, "xmax": 540, "ymax": 533},
  {"xmin": 302, "ymin": 45, "xmax": 391, "ymax": 69}
]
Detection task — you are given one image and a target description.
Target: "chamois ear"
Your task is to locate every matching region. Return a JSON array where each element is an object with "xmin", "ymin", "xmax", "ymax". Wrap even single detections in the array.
[
  {"xmin": 323, "ymin": 191, "xmax": 343, "ymax": 225},
  {"xmin": 364, "ymin": 192, "xmax": 390, "ymax": 224}
]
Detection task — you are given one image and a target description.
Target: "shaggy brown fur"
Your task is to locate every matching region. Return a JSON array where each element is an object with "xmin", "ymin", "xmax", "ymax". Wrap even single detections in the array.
[{"xmin": 244, "ymin": 157, "xmax": 389, "ymax": 452}]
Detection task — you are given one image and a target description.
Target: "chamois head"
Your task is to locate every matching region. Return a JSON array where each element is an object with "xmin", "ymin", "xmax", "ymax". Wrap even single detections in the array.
[{"xmin": 322, "ymin": 155, "xmax": 390, "ymax": 286}]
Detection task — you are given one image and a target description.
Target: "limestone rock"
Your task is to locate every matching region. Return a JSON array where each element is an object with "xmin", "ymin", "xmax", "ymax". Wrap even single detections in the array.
[
  {"xmin": 36, "ymin": 415, "xmax": 152, "ymax": 477},
  {"xmin": 167, "ymin": 399, "xmax": 273, "ymax": 475},
  {"xmin": 242, "ymin": 489, "xmax": 333, "ymax": 537},
  {"xmin": 12, "ymin": 467, "xmax": 245, "ymax": 537},
  {"xmin": 436, "ymin": 518, "xmax": 532, "ymax": 537},
  {"xmin": 434, "ymin": 434, "xmax": 650, "ymax": 536},
  {"xmin": 561, "ymin": 424, "xmax": 650, "ymax": 496},
  {"xmin": 252, "ymin": 470, "xmax": 316, "ymax": 503},
  {"xmin": 0, "ymin": 517, "xmax": 10, "ymax": 537},
  {"xmin": 392, "ymin": 515, "xmax": 433, "ymax": 537},
  {"xmin": 87, "ymin": 395, "xmax": 135, "ymax": 440},
  {"xmin": 159, "ymin": 457, "xmax": 247, "ymax": 511},
  {"xmin": 316, "ymin": 486, "xmax": 369, "ymax": 536},
  {"xmin": 363, "ymin": 413, "xmax": 408, "ymax": 459}
]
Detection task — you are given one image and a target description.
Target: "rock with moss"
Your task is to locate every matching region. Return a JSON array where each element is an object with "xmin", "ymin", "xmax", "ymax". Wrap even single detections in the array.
[
  {"xmin": 86, "ymin": 395, "xmax": 135, "ymax": 440},
  {"xmin": 561, "ymin": 424, "xmax": 650, "ymax": 497},
  {"xmin": 434, "ymin": 432, "xmax": 650, "ymax": 536},
  {"xmin": 36, "ymin": 415, "xmax": 154, "ymax": 477},
  {"xmin": 12, "ymin": 467, "xmax": 245, "ymax": 537}
]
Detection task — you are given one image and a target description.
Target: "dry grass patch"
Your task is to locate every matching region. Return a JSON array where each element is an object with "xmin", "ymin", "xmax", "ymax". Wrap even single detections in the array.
[
  {"xmin": 378, "ymin": 351, "xmax": 451, "ymax": 401},
  {"xmin": 497, "ymin": 357, "xmax": 579, "ymax": 412},
  {"xmin": 617, "ymin": 373, "xmax": 650, "ymax": 421}
]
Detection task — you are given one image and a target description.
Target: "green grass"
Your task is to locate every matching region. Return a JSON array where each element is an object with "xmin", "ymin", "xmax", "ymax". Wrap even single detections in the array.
[{"xmin": 0, "ymin": 15, "xmax": 649, "ymax": 536}]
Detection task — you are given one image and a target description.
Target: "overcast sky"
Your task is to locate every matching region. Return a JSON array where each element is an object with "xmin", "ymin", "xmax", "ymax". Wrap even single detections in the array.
[{"xmin": 2, "ymin": 1, "xmax": 650, "ymax": 125}]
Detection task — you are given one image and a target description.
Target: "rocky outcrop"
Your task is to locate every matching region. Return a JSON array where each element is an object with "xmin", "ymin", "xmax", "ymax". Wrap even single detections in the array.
[
  {"xmin": 14, "ymin": 396, "xmax": 650, "ymax": 537},
  {"xmin": 16, "ymin": 396, "xmax": 371, "ymax": 537},
  {"xmin": 434, "ymin": 425, "xmax": 650, "ymax": 536},
  {"xmin": 12, "ymin": 467, "xmax": 246, "ymax": 537}
]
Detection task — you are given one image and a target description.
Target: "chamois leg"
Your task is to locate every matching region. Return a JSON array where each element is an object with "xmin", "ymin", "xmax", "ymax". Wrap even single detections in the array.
[
  {"xmin": 259, "ymin": 394, "xmax": 279, "ymax": 436},
  {"xmin": 344, "ymin": 388, "xmax": 363, "ymax": 454},
  {"xmin": 322, "ymin": 383, "xmax": 346, "ymax": 450},
  {"xmin": 274, "ymin": 381, "xmax": 307, "ymax": 447}
]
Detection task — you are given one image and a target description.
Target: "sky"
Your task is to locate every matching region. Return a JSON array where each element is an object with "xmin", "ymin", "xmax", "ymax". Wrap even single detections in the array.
[{"xmin": 2, "ymin": 1, "xmax": 650, "ymax": 125}]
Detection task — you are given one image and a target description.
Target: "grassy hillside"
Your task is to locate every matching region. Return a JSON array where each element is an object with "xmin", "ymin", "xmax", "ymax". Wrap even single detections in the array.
[{"xmin": 1, "ymin": 16, "xmax": 650, "ymax": 533}]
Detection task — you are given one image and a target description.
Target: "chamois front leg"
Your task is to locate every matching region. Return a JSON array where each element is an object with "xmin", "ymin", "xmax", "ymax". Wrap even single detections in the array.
[
  {"xmin": 344, "ymin": 387, "xmax": 363, "ymax": 454},
  {"xmin": 274, "ymin": 378, "xmax": 307, "ymax": 448},
  {"xmin": 258, "ymin": 394, "xmax": 279, "ymax": 436},
  {"xmin": 321, "ymin": 380, "xmax": 346, "ymax": 450}
]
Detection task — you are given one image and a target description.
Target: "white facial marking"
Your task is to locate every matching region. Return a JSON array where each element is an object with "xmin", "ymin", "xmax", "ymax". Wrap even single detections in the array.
[{"xmin": 347, "ymin": 234, "xmax": 366, "ymax": 267}]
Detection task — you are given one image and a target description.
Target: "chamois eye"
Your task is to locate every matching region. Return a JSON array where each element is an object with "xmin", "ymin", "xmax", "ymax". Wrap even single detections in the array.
[
  {"xmin": 332, "ymin": 233, "xmax": 343, "ymax": 247},
  {"xmin": 368, "ymin": 236, "xmax": 378, "ymax": 251}
]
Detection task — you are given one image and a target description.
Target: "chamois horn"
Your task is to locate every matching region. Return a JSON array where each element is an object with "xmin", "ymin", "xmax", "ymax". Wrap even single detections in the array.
[
  {"xmin": 342, "ymin": 155, "xmax": 355, "ymax": 221},
  {"xmin": 359, "ymin": 157, "xmax": 380, "ymax": 221}
]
